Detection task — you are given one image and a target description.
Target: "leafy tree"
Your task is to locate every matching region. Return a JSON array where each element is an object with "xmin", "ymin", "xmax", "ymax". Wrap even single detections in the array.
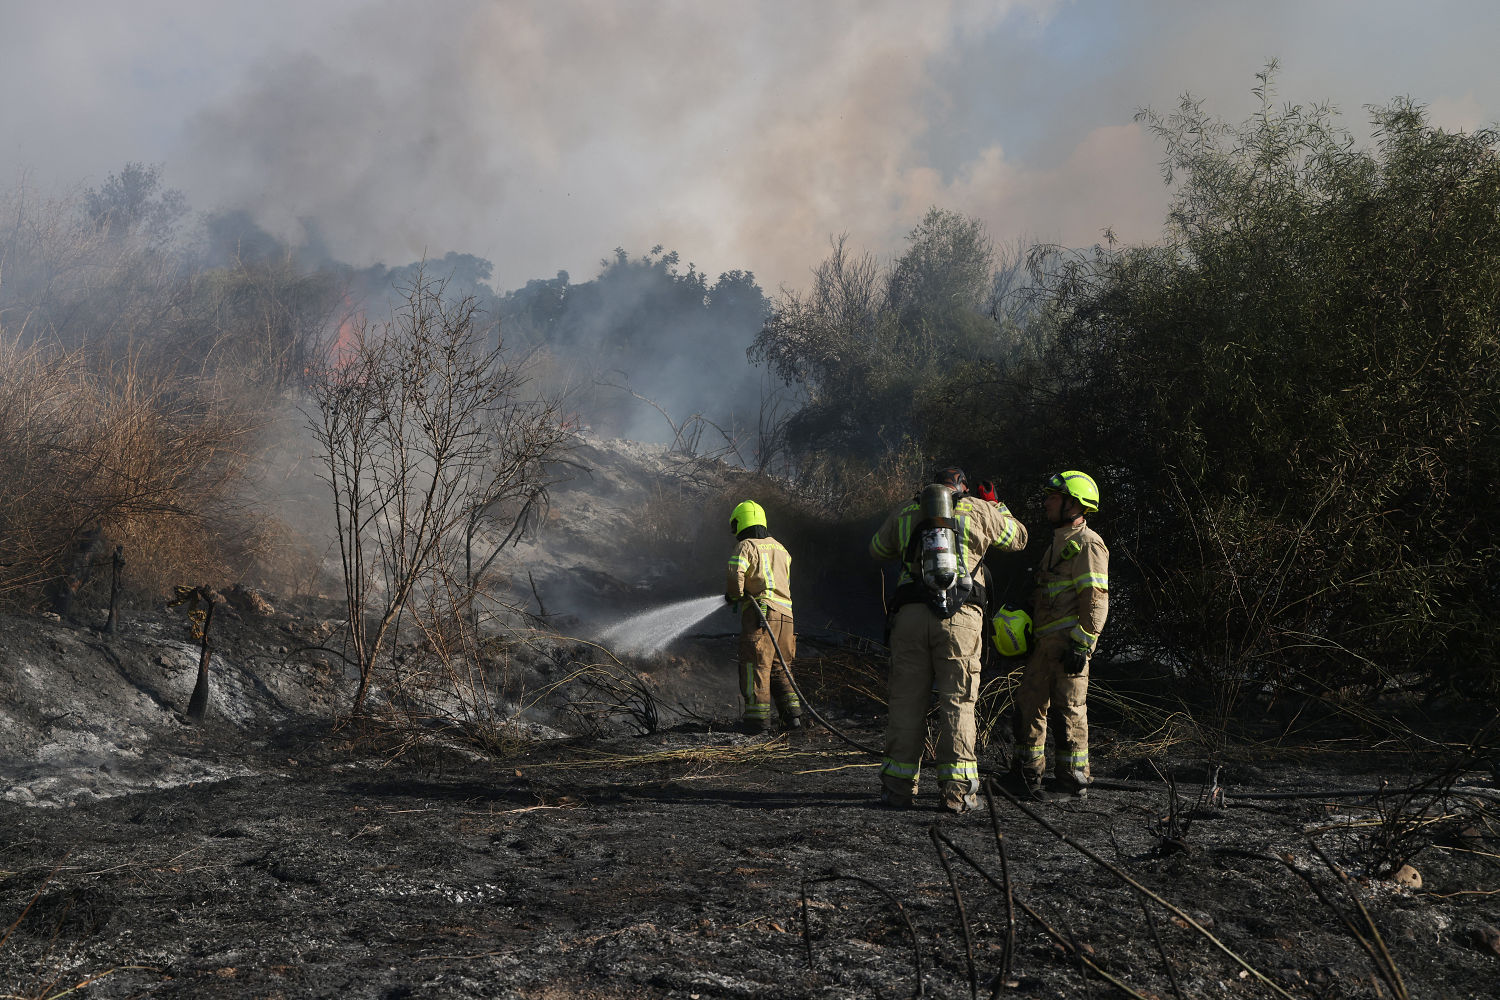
[
  {"xmin": 202, "ymin": 209, "xmax": 288, "ymax": 267},
  {"xmin": 1, "ymin": 165, "xmax": 189, "ymax": 356},
  {"xmin": 887, "ymin": 206, "xmax": 994, "ymax": 328},
  {"xmin": 84, "ymin": 162, "xmax": 187, "ymax": 245},
  {"xmin": 750, "ymin": 209, "xmax": 1031, "ymax": 498},
  {"xmin": 377, "ymin": 252, "xmax": 497, "ymax": 304},
  {"xmin": 1025, "ymin": 69, "xmax": 1500, "ymax": 706}
]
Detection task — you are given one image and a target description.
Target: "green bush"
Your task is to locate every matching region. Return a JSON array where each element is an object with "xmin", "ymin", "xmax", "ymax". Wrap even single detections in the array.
[
  {"xmin": 1025, "ymin": 73, "xmax": 1500, "ymax": 705},
  {"xmin": 751, "ymin": 209, "xmax": 1037, "ymax": 498}
]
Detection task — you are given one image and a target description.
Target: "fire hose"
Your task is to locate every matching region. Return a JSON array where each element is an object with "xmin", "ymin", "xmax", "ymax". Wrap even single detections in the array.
[{"xmin": 750, "ymin": 598, "xmax": 882, "ymax": 757}]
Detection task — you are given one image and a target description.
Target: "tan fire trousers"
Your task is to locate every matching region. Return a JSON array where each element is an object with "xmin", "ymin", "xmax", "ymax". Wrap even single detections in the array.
[
  {"xmin": 1012, "ymin": 633, "xmax": 1090, "ymax": 784},
  {"xmin": 880, "ymin": 603, "xmax": 983, "ymax": 800},
  {"xmin": 739, "ymin": 607, "xmax": 799, "ymax": 727}
]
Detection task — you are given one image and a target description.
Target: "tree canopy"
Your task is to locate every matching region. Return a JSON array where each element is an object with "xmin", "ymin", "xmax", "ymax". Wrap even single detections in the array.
[
  {"xmin": 751, "ymin": 208, "xmax": 1033, "ymax": 488},
  {"xmin": 1012, "ymin": 75, "xmax": 1499, "ymax": 702},
  {"xmin": 499, "ymin": 246, "xmax": 771, "ymax": 447}
]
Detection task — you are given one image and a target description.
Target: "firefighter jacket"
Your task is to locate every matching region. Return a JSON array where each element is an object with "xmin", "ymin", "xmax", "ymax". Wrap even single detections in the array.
[
  {"xmin": 869, "ymin": 494, "xmax": 1028, "ymax": 589},
  {"xmin": 726, "ymin": 536, "xmax": 793, "ymax": 616},
  {"xmin": 1031, "ymin": 521, "xmax": 1109, "ymax": 651}
]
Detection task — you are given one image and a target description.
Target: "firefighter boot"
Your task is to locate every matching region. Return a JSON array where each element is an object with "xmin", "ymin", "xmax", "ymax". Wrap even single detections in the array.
[
  {"xmin": 1002, "ymin": 768, "xmax": 1044, "ymax": 801},
  {"xmin": 940, "ymin": 789, "xmax": 979, "ymax": 814},
  {"xmin": 1056, "ymin": 768, "xmax": 1091, "ymax": 798}
]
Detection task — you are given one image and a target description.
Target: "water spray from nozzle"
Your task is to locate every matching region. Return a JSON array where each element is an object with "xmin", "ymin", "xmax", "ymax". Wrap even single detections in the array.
[{"xmin": 597, "ymin": 594, "xmax": 725, "ymax": 656}]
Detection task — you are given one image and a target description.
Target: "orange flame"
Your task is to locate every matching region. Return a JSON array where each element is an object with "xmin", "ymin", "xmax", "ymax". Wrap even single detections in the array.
[{"xmin": 329, "ymin": 294, "xmax": 364, "ymax": 374}]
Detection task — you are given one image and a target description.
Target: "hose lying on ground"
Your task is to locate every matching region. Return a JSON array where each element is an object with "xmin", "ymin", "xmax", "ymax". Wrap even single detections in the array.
[{"xmin": 751, "ymin": 600, "xmax": 883, "ymax": 757}]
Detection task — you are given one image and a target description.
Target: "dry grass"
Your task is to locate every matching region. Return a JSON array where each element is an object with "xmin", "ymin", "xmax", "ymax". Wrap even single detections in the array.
[
  {"xmin": 790, "ymin": 646, "xmax": 888, "ymax": 714},
  {"xmin": 526, "ymin": 738, "xmax": 832, "ymax": 772},
  {"xmin": 0, "ymin": 334, "xmax": 268, "ymax": 608}
]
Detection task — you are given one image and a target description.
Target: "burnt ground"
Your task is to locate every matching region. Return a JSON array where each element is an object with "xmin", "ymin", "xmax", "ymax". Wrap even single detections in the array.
[{"xmin": 1, "ymin": 600, "xmax": 1498, "ymax": 999}]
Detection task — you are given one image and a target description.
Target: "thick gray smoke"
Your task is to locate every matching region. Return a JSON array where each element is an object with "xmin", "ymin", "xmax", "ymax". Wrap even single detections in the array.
[
  {"xmin": 7, "ymin": 3, "xmax": 1494, "ymax": 299},
  {"xmin": 165, "ymin": 0, "xmax": 1170, "ymax": 293}
]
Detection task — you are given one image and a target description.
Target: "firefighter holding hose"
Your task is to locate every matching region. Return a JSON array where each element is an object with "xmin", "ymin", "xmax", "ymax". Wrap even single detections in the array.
[
  {"xmin": 870, "ymin": 467, "xmax": 1028, "ymax": 813},
  {"xmin": 725, "ymin": 500, "xmax": 802, "ymax": 735}
]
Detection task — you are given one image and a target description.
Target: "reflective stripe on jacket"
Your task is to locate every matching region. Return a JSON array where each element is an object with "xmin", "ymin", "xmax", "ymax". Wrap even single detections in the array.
[
  {"xmin": 726, "ymin": 536, "xmax": 793, "ymax": 614},
  {"xmin": 1031, "ymin": 522, "xmax": 1109, "ymax": 647},
  {"xmin": 869, "ymin": 494, "xmax": 1027, "ymax": 585}
]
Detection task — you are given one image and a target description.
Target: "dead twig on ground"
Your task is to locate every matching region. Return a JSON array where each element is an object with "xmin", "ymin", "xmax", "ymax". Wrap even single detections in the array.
[
  {"xmin": 0, "ymin": 964, "xmax": 164, "ymax": 1000},
  {"xmin": 0, "ymin": 854, "xmax": 70, "ymax": 952},
  {"xmin": 981, "ymin": 794, "xmax": 1017, "ymax": 993},
  {"xmin": 1277, "ymin": 851, "xmax": 1389, "ymax": 993},
  {"xmin": 984, "ymin": 776, "xmax": 1298, "ymax": 999},
  {"xmin": 929, "ymin": 825, "xmax": 979, "ymax": 1000},
  {"xmin": 932, "ymin": 816, "xmax": 1150, "ymax": 999},
  {"xmin": 1307, "ymin": 840, "xmax": 1411, "ymax": 1000},
  {"xmin": 563, "ymin": 666, "xmax": 660, "ymax": 736},
  {"xmin": 0, "ymin": 852, "xmax": 166, "ymax": 1000},
  {"xmin": 1136, "ymin": 888, "xmax": 1185, "ymax": 1000},
  {"xmin": 521, "ymin": 739, "xmax": 817, "ymax": 771},
  {"xmin": 1146, "ymin": 759, "xmax": 1190, "ymax": 851}
]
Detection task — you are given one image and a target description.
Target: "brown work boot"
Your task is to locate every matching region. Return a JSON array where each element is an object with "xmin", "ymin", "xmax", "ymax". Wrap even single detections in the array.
[
  {"xmin": 1054, "ymin": 769, "xmax": 1091, "ymax": 798},
  {"xmin": 939, "ymin": 789, "xmax": 978, "ymax": 814},
  {"xmin": 1001, "ymin": 769, "xmax": 1044, "ymax": 800}
]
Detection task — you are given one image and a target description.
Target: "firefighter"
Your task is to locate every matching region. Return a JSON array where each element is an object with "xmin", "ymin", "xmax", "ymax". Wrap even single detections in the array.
[
  {"xmin": 724, "ymin": 500, "xmax": 801, "ymax": 734},
  {"xmin": 870, "ymin": 467, "xmax": 1028, "ymax": 813},
  {"xmin": 1011, "ymin": 470, "xmax": 1109, "ymax": 799}
]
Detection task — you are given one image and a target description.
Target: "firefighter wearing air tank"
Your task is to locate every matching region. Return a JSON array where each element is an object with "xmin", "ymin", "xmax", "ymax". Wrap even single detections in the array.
[
  {"xmin": 724, "ymin": 501, "xmax": 802, "ymax": 734},
  {"xmin": 870, "ymin": 468, "xmax": 1028, "ymax": 813},
  {"xmin": 1012, "ymin": 471, "xmax": 1109, "ymax": 798}
]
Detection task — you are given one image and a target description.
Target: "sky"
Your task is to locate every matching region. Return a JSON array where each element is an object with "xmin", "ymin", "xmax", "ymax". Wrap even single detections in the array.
[{"xmin": 2, "ymin": 0, "xmax": 1496, "ymax": 295}]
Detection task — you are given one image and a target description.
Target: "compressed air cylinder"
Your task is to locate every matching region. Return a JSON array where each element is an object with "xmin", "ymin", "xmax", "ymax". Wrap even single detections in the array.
[{"xmin": 918, "ymin": 483, "xmax": 958, "ymax": 591}]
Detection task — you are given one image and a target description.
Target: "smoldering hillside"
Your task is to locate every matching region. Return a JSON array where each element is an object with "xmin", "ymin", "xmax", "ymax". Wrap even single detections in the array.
[
  {"xmin": 0, "ymin": 155, "xmax": 887, "ymax": 808},
  {"xmin": 0, "ymin": 162, "xmax": 795, "ymax": 606}
]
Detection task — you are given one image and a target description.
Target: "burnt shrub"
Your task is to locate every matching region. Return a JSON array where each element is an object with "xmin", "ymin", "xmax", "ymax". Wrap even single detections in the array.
[{"xmin": 0, "ymin": 336, "xmax": 268, "ymax": 610}]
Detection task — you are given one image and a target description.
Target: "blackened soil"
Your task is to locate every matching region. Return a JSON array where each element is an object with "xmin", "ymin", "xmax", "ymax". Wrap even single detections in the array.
[{"xmin": 2, "ymin": 719, "xmax": 1497, "ymax": 999}]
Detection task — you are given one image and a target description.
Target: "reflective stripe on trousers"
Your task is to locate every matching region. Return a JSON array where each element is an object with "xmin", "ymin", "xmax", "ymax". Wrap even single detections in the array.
[
  {"xmin": 881, "ymin": 757, "xmax": 919, "ymax": 782},
  {"xmin": 739, "ymin": 608, "xmax": 797, "ymax": 723},
  {"xmin": 1012, "ymin": 634, "xmax": 1090, "ymax": 781},
  {"xmin": 935, "ymin": 760, "xmax": 979, "ymax": 793},
  {"xmin": 882, "ymin": 603, "xmax": 983, "ymax": 798}
]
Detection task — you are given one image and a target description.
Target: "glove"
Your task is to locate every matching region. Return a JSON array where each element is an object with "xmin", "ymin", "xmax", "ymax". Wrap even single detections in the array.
[
  {"xmin": 1064, "ymin": 646, "xmax": 1089, "ymax": 674},
  {"xmin": 724, "ymin": 595, "xmax": 740, "ymax": 614},
  {"xmin": 974, "ymin": 479, "xmax": 998, "ymax": 503}
]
